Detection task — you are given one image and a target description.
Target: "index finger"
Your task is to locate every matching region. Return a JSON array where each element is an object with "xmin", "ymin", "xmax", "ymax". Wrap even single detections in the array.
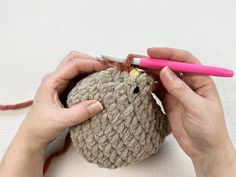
[
  {"xmin": 54, "ymin": 58, "xmax": 106, "ymax": 81},
  {"xmin": 57, "ymin": 51, "xmax": 94, "ymax": 69},
  {"xmin": 147, "ymin": 47, "xmax": 201, "ymax": 64},
  {"xmin": 147, "ymin": 47, "xmax": 219, "ymax": 100},
  {"xmin": 45, "ymin": 57, "xmax": 107, "ymax": 92}
]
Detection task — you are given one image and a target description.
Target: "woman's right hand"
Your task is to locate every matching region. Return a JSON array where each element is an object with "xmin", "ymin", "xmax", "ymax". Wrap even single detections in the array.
[{"xmin": 148, "ymin": 47, "xmax": 236, "ymax": 177}]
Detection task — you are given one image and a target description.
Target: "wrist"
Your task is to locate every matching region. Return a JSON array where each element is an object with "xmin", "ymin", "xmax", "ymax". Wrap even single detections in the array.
[
  {"xmin": 16, "ymin": 113, "xmax": 52, "ymax": 151},
  {"xmin": 1, "ymin": 131, "xmax": 45, "ymax": 177},
  {"xmin": 14, "ymin": 127, "xmax": 48, "ymax": 153},
  {"xmin": 14, "ymin": 135, "xmax": 46, "ymax": 155},
  {"xmin": 192, "ymin": 144, "xmax": 236, "ymax": 177}
]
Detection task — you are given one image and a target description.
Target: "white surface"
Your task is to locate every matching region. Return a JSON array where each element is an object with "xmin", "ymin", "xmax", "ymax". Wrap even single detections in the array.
[{"xmin": 0, "ymin": 0, "xmax": 236, "ymax": 176}]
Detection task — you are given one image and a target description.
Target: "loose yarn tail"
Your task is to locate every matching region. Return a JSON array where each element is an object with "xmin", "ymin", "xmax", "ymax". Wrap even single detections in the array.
[
  {"xmin": 0, "ymin": 100, "xmax": 33, "ymax": 110},
  {"xmin": 43, "ymin": 132, "xmax": 71, "ymax": 175}
]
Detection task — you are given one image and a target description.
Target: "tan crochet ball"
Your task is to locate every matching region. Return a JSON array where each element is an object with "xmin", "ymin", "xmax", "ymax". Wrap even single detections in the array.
[{"xmin": 67, "ymin": 67, "xmax": 170, "ymax": 168}]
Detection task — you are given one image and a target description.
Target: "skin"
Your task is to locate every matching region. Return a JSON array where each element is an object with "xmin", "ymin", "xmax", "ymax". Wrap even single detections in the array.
[
  {"xmin": 147, "ymin": 47, "xmax": 236, "ymax": 177},
  {"xmin": 0, "ymin": 48, "xmax": 235, "ymax": 177}
]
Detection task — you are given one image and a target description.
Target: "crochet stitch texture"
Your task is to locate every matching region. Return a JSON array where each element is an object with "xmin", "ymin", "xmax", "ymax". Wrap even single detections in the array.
[{"xmin": 67, "ymin": 67, "xmax": 170, "ymax": 168}]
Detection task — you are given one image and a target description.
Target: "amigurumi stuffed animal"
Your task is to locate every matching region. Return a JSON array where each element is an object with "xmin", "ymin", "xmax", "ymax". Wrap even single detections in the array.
[{"xmin": 67, "ymin": 67, "xmax": 170, "ymax": 168}]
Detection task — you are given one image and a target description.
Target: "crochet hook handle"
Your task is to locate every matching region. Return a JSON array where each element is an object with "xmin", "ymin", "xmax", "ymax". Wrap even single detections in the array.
[{"xmin": 139, "ymin": 57, "xmax": 234, "ymax": 77}]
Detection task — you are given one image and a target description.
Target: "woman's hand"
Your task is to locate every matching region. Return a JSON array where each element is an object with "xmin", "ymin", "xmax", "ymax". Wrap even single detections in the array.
[
  {"xmin": 0, "ymin": 51, "xmax": 107, "ymax": 177},
  {"xmin": 148, "ymin": 47, "xmax": 236, "ymax": 177},
  {"xmin": 16, "ymin": 51, "xmax": 106, "ymax": 150}
]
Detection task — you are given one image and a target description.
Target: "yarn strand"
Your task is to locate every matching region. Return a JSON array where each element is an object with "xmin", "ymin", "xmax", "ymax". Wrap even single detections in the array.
[
  {"xmin": 0, "ymin": 100, "xmax": 33, "ymax": 110},
  {"xmin": 43, "ymin": 133, "xmax": 71, "ymax": 175}
]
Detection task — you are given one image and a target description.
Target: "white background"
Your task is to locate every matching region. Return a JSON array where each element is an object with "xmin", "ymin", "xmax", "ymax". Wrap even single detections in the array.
[{"xmin": 0, "ymin": 0, "xmax": 236, "ymax": 176}]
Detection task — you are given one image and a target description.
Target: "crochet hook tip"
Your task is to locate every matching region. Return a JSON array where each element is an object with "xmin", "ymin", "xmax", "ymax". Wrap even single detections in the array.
[
  {"xmin": 99, "ymin": 54, "xmax": 126, "ymax": 63},
  {"xmin": 95, "ymin": 55, "xmax": 103, "ymax": 61}
]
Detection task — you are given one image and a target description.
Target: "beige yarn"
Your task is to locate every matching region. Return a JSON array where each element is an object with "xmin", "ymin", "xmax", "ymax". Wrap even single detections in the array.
[{"xmin": 67, "ymin": 67, "xmax": 170, "ymax": 168}]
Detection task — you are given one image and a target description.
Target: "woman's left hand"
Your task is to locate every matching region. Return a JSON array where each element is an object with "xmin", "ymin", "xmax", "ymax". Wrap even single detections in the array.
[{"xmin": 17, "ymin": 51, "xmax": 106, "ymax": 151}]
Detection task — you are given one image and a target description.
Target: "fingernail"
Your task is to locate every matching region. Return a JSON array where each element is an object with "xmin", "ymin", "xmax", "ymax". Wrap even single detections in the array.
[
  {"xmin": 162, "ymin": 67, "xmax": 174, "ymax": 81},
  {"xmin": 87, "ymin": 101, "xmax": 103, "ymax": 115}
]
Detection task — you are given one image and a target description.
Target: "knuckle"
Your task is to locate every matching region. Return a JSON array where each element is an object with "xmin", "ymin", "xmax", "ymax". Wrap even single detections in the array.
[
  {"xmin": 172, "ymin": 79, "xmax": 186, "ymax": 91},
  {"xmin": 70, "ymin": 109, "xmax": 89, "ymax": 125},
  {"xmin": 189, "ymin": 107, "xmax": 201, "ymax": 116},
  {"xmin": 41, "ymin": 73, "xmax": 51, "ymax": 82},
  {"xmin": 71, "ymin": 110, "xmax": 79, "ymax": 123},
  {"xmin": 205, "ymin": 76, "xmax": 214, "ymax": 85},
  {"xmin": 189, "ymin": 103, "xmax": 205, "ymax": 117},
  {"xmin": 183, "ymin": 50, "xmax": 193, "ymax": 58},
  {"xmin": 40, "ymin": 72, "xmax": 54, "ymax": 87},
  {"xmin": 68, "ymin": 50, "xmax": 79, "ymax": 59},
  {"xmin": 181, "ymin": 50, "xmax": 201, "ymax": 64}
]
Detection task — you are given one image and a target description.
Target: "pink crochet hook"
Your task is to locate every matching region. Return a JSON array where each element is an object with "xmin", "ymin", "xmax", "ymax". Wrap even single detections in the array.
[{"xmin": 97, "ymin": 54, "xmax": 234, "ymax": 77}]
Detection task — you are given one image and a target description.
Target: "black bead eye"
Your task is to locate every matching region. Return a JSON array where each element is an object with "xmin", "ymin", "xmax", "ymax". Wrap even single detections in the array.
[{"xmin": 133, "ymin": 86, "xmax": 140, "ymax": 94}]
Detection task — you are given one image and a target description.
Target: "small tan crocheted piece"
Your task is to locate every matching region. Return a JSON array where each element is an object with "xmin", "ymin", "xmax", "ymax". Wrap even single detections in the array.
[{"xmin": 67, "ymin": 67, "xmax": 170, "ymax": 168}]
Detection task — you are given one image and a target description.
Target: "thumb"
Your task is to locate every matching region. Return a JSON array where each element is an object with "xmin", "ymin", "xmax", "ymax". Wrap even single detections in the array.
[
  {"xmin": 63, "ymin": 100, "xmax": 103, "ymax": 127},
  {"xmin": 160, "ymin": 67, "xmax": 200, "ymax": 110}
]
